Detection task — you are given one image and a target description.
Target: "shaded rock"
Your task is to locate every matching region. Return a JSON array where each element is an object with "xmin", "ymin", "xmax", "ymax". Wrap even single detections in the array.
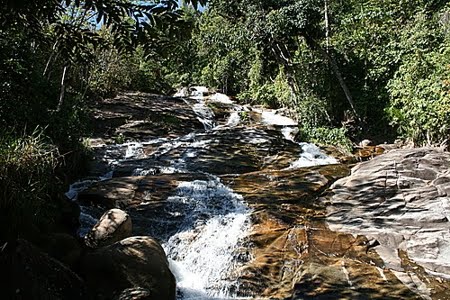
[
  {"xmin": 2, "ymin": 239, "xmax": 87, "ymax": 300},
  {"xmin": 326, "ymin": 147, "xmax": 450, "ymax": 298},
  {"xmin": 222, "ymin": 164, "xmax": 349, "ymax": 222},
  {"xmin": 85, "ymin": 209, "xmax": 132, "ymax": 249},
  {"xmin": 81, "ymin": 236, "xmax": 175, "ymax": 300},
  {"xmin": 78, "ymin": 177, "xmax": 139, "ymax": 208},
  {"xmin": 115, "ymin": 287, "xmax": 151, "ymax": 300},
  {"xmin": 36, "ymin": 232, "xmax": 83, "ymax": 269},
  {"xmin": 58, "ymin": 196, "xmax": 82, "ymax": 236},
  {"xmin": 78, "ymin": 173, "xmax": 209, "ymax": 210}
]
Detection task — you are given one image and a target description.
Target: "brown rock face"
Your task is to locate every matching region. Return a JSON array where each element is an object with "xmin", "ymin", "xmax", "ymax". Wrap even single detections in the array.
[
  {"xmin": 81, "ymin": 236, "xmax": 176, "ymax": 300},
  {"xmin": 84, "ymin": 209, "xmax": 132, "ymax": 249},
  {"xmin": 222, "ymin": 165, "xmax": 428, "ymax": 299},
  {"xmin": 90, "ymin": 92, "xmax": 203, "ymax": 142},
  {"xmin": 327, "ymin": 148, "xmax": 450, "ymax": 298}
]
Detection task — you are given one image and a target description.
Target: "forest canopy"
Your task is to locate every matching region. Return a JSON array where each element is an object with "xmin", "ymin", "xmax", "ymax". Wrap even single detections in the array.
[{"xmin": 1, "ymin": 0, "xmax": 449, "ymax": 146}]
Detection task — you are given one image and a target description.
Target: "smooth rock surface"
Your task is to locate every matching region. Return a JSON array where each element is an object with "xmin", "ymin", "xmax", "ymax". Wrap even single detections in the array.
[
  {"xmin": 326, "ymin": 147, "xmax": 450, "ymax": 298},
  {"xmin": 81, "ymin": 236, "xmax": 175, "ymax": 300},
  {"xmin": 85, "ymin": 209, "xmax": 132, "ymax": 248}
]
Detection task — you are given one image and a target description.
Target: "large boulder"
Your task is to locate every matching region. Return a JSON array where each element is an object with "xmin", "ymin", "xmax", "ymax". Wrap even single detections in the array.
[
  {"xmin": 1, "ymin": 239, "xmax": 87, "ymax": 300},
  {"xmin": 85, "ymin": 209, "xmax": 132, "ymax": 249},
  {"xmin": 35, "ymin": 232, "xmax": 83, "ymax": 269},
  {"xmin": 81, "ymin": 236, "xmax": 176, "ymax": 300}
]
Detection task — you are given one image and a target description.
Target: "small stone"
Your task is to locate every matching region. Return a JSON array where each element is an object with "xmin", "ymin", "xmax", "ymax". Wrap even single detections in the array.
[{"xmin": 84, "ymin": 209, "xmax": 132, "ymax": 249}]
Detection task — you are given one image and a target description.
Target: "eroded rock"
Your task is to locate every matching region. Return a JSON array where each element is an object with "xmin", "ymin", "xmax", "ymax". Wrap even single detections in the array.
[{"xmin": 326, "ymin": 147, "xmax": 450, "ymax": 298}]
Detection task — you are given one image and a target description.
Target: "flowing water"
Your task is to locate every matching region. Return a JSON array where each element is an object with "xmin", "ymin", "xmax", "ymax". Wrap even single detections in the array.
[{"xmin": 67, "ymin": 89, "xmax": 339, "ymax": 299}]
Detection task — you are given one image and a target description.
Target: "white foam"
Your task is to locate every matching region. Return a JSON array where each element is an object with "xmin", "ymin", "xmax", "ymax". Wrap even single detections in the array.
[
  {"xmin": 65, "ymin": 179, "xmax": 98, "ymax": 200},
  {"xmin": 260, "ymin": 110, "xmax": 297, "ymax": 126},
  {"xmin": 209, "ymin": 93, "xmax": 233, "ymax": 104},
  {"xmin": 163, "ymin": 179, "xmax": 251, "ymax": 299},
  {"xmin": 124, "ymin": 142, "xmax": 143, "ymax": 159},
  {"xmin": 226, "ymin": 112, "xmax": 241, "ymax": 127},
  {"xmin": 286, "ymin": 143, "xmax": 338, "ymax": 169},
  {"xmin": 281, "ymin": 126, "xmax": 298, "ymax": 142}
]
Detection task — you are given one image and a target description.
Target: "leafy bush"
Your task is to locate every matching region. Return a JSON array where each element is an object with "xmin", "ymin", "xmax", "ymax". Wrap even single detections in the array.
[
  {"xmin": 298, "ymin": 126, "xmax": 353, "ymax": 153},
  {"xmin": 387, "ymin": 44, "xmax": 450, "ymax": 145},
  {"xmin": 239, "ymin": 66, "xmax": 293, "ymax": 108}
]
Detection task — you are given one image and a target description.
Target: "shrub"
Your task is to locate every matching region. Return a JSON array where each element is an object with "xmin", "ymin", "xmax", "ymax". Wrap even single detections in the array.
[
  {"xmin": 0, "ymin": 128, "xmax": 61, "ymax": 240},
  {"xmin": 298, "ymin": 126, "xmax": 353, "ymax": 153},
  {"xmin": 387, "ymin": 46, "xmax": 450, "ymax": 145}
]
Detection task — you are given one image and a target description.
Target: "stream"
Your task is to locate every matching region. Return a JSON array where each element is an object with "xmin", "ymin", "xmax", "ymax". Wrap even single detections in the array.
[
  {"xmin": 65, "ymin": 89, "xmax": 450, "ymax": 299},
  {"xmin": 67, "ymin": 89, "xmax": 340, "ymax": 299}
]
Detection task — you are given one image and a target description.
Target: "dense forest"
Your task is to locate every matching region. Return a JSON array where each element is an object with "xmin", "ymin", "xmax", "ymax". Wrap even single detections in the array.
[{"xmin": 1, "ymin": 0, "xmax": 450, "ymax": 252}]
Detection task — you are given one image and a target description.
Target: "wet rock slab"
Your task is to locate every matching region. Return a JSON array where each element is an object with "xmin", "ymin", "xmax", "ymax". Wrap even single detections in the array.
[
  {"xmin": 89, "ymin": 92, "xmax": 204, "ymax": 142},
  {"xmin": 109, "ymin": 127, "xmax": 303, "ymax": 177},
  {"xmin": 326, "ymin": 148, "xmax": 450, "ymax": 298}
]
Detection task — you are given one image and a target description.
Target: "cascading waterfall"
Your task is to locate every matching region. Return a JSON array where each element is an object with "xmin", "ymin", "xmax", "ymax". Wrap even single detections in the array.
[
  {"xmin": 255, "ymin": 109, "xmax": 338, "ymax": 169},
  {"xmin": 163, "ymin": 179, "xmax": 251, "ymax": 299},
  {"xmin": 69, "ymin": 89, "xmax": 339, "ymax": 300},
  {"xmin": 288, "ymin": 142, "xmax": 338, "ymax": 168}
]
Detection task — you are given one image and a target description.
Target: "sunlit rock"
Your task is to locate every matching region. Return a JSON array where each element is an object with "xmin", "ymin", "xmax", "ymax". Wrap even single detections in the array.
[
  {"xmin": 84, "ymin": 209, "xmax": 132, "ymax": 249},
  {"xmin": 326, "ymin": 147, "xmax": 450, "ymax": 298}
]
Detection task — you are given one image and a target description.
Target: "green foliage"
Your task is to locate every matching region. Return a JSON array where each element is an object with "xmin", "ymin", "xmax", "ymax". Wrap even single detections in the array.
[
  {"xmin": 193, "ymin": 12, "xmax": 254, "ymax": 94},
  {"xmin": 0, "ymin": 129, "xmax": 60, "ymax": 240},
  {"xmin": 298, "ymin": 126, "xmax": 353, "ymax": 153},
  {"xmin": 239, "ymin": 111, "xmax": 250, "ymax": 122},
  {"xmin": 239, "ymin": 65, "xmax": 293, "ymax": 108},
  {"xmin": 297, "ymin": 94, "xmax": 331, "ymax": 129},
  {"xmin": 387, "ymin": 45, "xmax": 450, "ymax": 145}
]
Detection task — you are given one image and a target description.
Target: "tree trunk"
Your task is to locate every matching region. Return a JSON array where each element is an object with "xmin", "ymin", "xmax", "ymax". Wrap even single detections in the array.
[
  {"xmin": 56, "ymin": 65, "xmax": 68, "ymax": 112},
  {"xmin": 43, "ymin": 41, "xmax": 59, "ymax": 78},
  {"xmin": 324, "ymin": 0, "xmax": 330, "ymax": 53}
]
